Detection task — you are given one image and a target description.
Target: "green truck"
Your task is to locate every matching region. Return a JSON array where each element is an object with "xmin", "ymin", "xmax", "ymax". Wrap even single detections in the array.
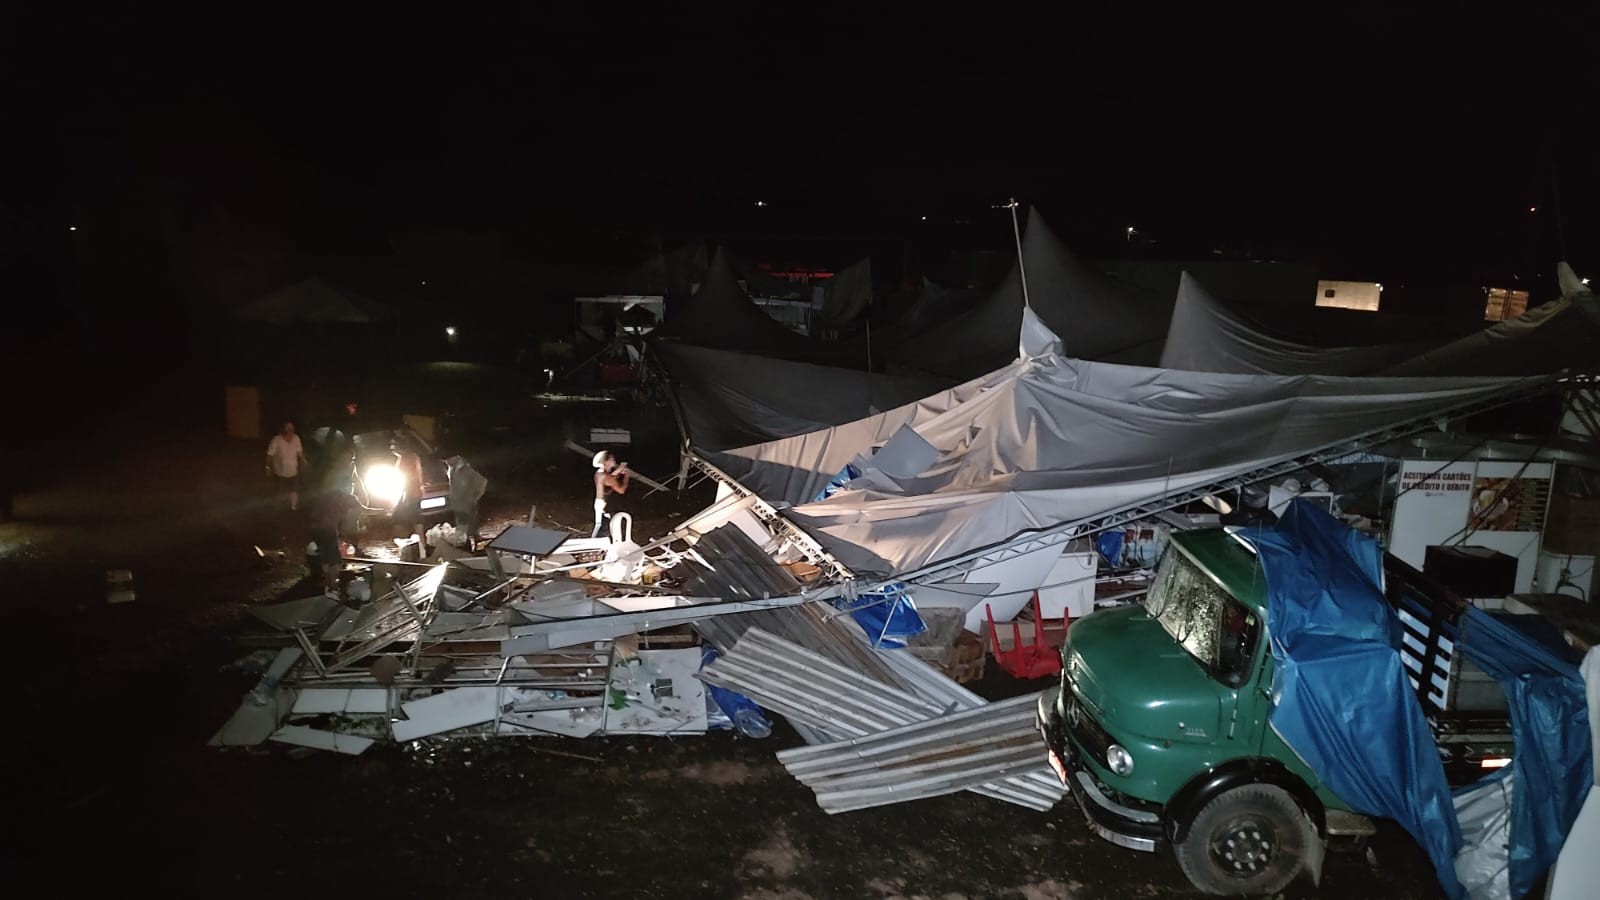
[{"xmin": 1037, "ymin": 526, "xmax": 1506, "ymax": 895}]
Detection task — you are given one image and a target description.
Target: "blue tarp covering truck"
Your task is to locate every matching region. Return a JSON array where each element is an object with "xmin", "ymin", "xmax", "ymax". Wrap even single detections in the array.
[{"xmin": 1039, "ymin": 500, "xmax": 1591, "ymax": 897}]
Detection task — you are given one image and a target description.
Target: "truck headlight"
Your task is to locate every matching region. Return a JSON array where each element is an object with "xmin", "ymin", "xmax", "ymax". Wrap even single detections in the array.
[
  {"xmin": 364, "ymin": 465, "xmax": 405, "ymax": 505},
  {"xmin": 1106, "ymin": 744, "xmax": 1135, "ymax": 776}
]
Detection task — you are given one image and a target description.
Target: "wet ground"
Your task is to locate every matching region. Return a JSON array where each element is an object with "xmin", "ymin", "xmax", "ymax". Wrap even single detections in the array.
[{"xmin": 0, "ymin": 372, "xmax": 1446, "ymax": 898}]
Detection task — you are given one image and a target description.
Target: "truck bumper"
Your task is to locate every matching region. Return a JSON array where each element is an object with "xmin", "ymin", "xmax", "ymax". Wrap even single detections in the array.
[{"xmin": 1037, "ymin": 687, "xmax": 1165, "ymax": 853}]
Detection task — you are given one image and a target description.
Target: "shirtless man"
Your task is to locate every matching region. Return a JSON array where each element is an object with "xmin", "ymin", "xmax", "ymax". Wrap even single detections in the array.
[{"xmin": 591, "ymin": 450, "xmax": 631, "ymax": 538}]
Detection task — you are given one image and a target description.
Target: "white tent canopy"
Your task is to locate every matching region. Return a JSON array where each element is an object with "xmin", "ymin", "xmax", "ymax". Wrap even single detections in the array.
[{"xmin": 704, "ymin": 311, "xmax": 1550, "ymax": 577}]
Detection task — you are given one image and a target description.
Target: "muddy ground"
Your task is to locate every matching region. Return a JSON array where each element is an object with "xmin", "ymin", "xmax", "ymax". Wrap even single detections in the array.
[{"xmin": 0, "ymin": 367, "xmax": 1445, "ymax": 898}]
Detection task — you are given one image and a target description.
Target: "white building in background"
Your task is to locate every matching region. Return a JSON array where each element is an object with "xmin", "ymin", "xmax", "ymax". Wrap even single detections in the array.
[{"xmin": 1314, "ymin": 279, "xmax": 1382, "ymax": 311}]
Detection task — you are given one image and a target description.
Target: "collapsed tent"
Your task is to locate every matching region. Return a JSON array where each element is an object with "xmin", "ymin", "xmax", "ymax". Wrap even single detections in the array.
[
  {"xmin": 652, "ymin": 248, "xmax": 865, "ymax": 367},
  {"xmin": 1379, "ymin": 286, "xmax": 1600, "ymax": 377},
  {"xmin": 1159, "ymin": 273, "xmax": 1483, "ymax": 375},
  {"xmin": 655, "ymin": 342, "xmax": 953, "ymax": 452},
  {"xmin": 233, "ymin": 277, "xmax": 390, "ymax": 325},
  {"xmin": 702, "ymin": 310, "xmax": 1550, "ymax": 577},
  {"xmin": 891, "ymin": 209, "xmax": 1173, "ymax": 378},
  {"xmin": 818, "ymin": 256, "xmax": 872, "ymax": 328}
]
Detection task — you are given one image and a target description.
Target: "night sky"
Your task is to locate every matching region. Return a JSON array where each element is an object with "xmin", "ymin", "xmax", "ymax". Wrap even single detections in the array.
[{"xmin": 5, "ymin": 7, "xmax": 1598, "ymax": 347}]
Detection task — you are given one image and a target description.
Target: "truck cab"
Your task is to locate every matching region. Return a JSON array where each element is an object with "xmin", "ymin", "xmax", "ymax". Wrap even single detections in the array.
[{"xmin": 1038, "ymin": 526, "xmax": 1490, "ymax": 895}]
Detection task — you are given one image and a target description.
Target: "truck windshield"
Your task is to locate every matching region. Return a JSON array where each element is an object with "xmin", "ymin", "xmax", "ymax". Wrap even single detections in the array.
[{"xmin": 1144, "ymin": 548, "xmax": 1260, "ymax": 686}]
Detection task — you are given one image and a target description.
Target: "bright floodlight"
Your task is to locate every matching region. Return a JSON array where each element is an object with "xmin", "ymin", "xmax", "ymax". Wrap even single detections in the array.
[
  {"xmin": 364, "ymin": 465, "xmax": 405, "ymax": 506},
  {"xmin": 445, "ymin": 325, "xmax": 457, "ymax": 338},
  {"xmin": 68, "ymin": 226, "xmax": 77, "ymax": 232}
]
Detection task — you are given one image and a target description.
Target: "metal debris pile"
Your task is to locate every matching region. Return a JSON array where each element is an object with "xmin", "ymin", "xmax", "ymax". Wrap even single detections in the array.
[{"xmin": 211, "ymin": 477, "xmax": 1065, "ymax": 815}]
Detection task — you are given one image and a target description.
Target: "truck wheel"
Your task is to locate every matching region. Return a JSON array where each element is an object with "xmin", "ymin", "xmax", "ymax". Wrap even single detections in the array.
[{"xmin": 1174, "ymin": 784, "xmax": 1311, "ymax": 896}]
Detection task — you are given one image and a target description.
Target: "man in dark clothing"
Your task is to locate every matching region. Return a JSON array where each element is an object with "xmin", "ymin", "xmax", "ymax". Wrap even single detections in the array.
[{"xmin": 308, "ymin": 489, "xmax": 363, "ymax": 590}]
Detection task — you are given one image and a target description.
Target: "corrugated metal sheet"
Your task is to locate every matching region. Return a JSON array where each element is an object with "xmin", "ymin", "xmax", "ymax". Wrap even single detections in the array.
[
  {"xmin": 680, "ymin": 524, "xmax": 801, "ymax": 601},
  {"xmin": 778, "ymin": 694, "xmax": 1056, "ymax": 812},
  {"xmin": 700, "ymin": 628, "xmax": 1064, "ymax": 812}
]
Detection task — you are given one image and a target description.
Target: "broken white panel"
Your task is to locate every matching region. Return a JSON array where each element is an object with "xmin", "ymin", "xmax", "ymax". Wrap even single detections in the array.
[
  {"xmin": 596, "ymin": 595, "xmax": 685, "ymax": 614},
  {"xmin": 437, "ymin": 585, "xmax": 480, "ymax": 611},
  {"xmin": 423, "ymin": 610, "xmax": 523, "ymax": 642},
  {"xmin": 680, "ymin": 493, "xmax": 759, "ymax": 538},
  {"xmin": 391, "ymin": 687, "xmax": 502, "ymax": 742},
  {"xmin": 551, "ymin": 536, "xmax": 611, "ymax": 556},
  {"xmin": 512, "ymin": 580, "xmax": 599, "ymax": 621},
  {"xmin": 498, "ymin": 707, "xmax": 605, "ymax": 738},
  {"xmin": 501, "ymin": 593, "xmax": 815, "ymax": 655},
  {"xmin": 458, "ymin": 554, "xmax": 535, "ymax": 576},
  {"xmin": 724, "ymin": 509, "xmax": 776, "ymax": 552},
  {"xmin": 603, "ymin": 648, "xmax": 707, "ymax": 735},
  {"xmin": 248, "ymin": 595, "xmax": 342, "ymax": 632},
  {"xmin": 1037, "ymin": 546, "xmax": 1096, "ymax": 620},
  {"xmin": 291, "ymin": 688, "xmax": 391, "ymax": 716},
  {"xmin": 961, "ymin": 543, "xmax": 1064, "ymax": 632},
  {"xmin": 210, "ymin": 689, "xmax": 298, "ymax": 747},
  {"xmin": 270, "ymin": 725, "xmax": 376, "ymax": 756}
]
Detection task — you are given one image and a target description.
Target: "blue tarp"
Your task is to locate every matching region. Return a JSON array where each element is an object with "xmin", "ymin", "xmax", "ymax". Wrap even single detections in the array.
[
  {"xmin": 1245, "ymin": 501, "xmax": 1593, "ymax": 900},
  {"xmin": 835, "ymin": 581, "xmax": 926, "ymax": 650},
  {"xmin": 1243, "ymin": 502, "xmax": 1465, "ymax": 898},
  {"xmin": 1455, "ymin": 608, "xmax": 1591, "ymax": 898}
]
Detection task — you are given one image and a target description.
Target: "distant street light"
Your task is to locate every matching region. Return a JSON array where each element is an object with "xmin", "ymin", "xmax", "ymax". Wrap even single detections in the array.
[
  {"xmin": 445, "ymin": 325, "xmax": 457, "ymax": 338},
  {"xmin": 68, "ymin": 226, "xmax": 77, "ymax": 232},
  {"xmin": 1529, "ymin": 206, "xmax": 1538, "ymax": 213},
  {"xmin": 754, "ymin": 200, "xmax": 769, "ymax": 207}
]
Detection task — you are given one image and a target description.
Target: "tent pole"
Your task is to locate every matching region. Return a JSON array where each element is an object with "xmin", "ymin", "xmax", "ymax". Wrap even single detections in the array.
[{"xmin": 1008, "ymin": 198, "xmax": 1031, "ymax": 310}]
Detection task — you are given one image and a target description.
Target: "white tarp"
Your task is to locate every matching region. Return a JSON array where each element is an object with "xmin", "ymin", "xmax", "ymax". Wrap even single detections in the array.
[{"xmin": 704, "ymin": 310, "xmax": 1548, "ymax": 577}]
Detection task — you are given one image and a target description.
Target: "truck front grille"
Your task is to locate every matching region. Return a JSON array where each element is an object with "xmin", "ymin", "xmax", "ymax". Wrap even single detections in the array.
[{"xmin": 1065, "ymin": 691, "xmax": 1114, "ymax": 769}]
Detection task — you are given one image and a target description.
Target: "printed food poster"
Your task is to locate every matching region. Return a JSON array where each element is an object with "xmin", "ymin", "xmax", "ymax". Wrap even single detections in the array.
[{"xmin": 1469, "ymin": 476, "xmax": 1548, "ymax": 532}]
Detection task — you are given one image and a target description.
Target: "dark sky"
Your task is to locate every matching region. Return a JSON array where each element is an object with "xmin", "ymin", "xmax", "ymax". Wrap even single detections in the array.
[{"xmin": 5, "ymin": 7, "xmax": 1599, "ymax": 317}]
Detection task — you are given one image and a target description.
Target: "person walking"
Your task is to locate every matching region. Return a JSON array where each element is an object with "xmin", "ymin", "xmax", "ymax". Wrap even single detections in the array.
[
  {"xmin": 591, "ymin": 450, "xmax": 631, "ymax": 538},
  {"xmin": 265, "ymin": 420, "xmax": 308, "ymax": 512},
  {"xmin": 445, "ymin": 453, "xmax": 488, "ymax": 551}
]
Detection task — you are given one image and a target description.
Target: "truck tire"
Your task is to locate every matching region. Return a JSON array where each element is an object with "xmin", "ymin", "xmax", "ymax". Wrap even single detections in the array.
[{"xmin": 1174, "ymin": 784, "xmax": 1312, "ymax": 896}]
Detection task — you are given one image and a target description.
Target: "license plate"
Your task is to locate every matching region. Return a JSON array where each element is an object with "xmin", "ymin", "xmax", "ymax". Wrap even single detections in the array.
[{"xmin": 1047, "ymin": 746, "xmax": 1069, "ymax": 786}]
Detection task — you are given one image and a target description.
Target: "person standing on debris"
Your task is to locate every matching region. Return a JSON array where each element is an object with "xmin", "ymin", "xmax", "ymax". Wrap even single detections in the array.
[
  {"xmin": 265, "ymin": 420, "xmax": 308, "ymax": 512},
  {"xmin": 390, "ymin": 435, "xmax": 430, "ymax": 557},
  {"xmin": 592, "ymin": 450, "xmax": 631, "ymax": 538},
  {"xmin": 445, "ymin": 453, "xmax": 488, "ymax": 551}
]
